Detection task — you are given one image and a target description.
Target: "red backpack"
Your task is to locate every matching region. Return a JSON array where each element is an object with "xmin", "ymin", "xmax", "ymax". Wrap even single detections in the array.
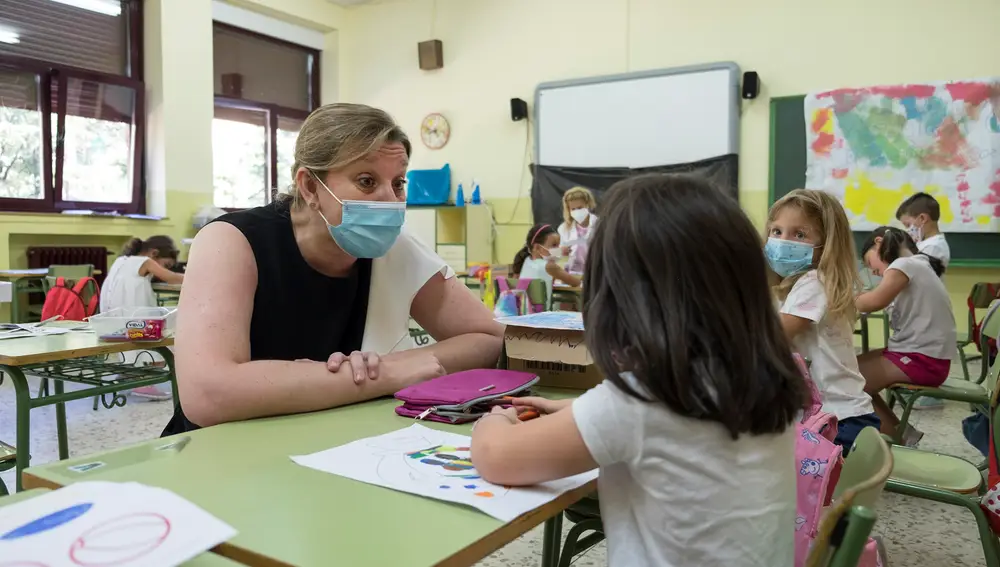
[{"xmin": 41, "ymin": 277, "xmax": 100, "ymax": 321}]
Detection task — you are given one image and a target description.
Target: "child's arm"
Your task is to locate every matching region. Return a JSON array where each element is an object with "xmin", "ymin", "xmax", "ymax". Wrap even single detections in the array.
[
  {"xmin": 856, "ymin": 269, "xmax": 908, "ymax": 313},
  {"xmin": 472, "ymin": 405, "xmax": 597, "ymax": 486},
  {"xmin": 780, "ymin": 314, "xmax": 812, "ymax": 341},
  {"xmin": 545, "ymin": 262, "xmax": 582, "ymax": 287},
  {"xmin": 140, "ymin": 258, "xmax": 184, "ymax": 284}
]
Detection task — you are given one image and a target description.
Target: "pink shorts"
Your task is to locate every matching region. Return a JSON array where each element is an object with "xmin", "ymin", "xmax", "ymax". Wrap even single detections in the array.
[{"xmin": 883, "ymin": 351, "xmax": 951, "ymax": 387}]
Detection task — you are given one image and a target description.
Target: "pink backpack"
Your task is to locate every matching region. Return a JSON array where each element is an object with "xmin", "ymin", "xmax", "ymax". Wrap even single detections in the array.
[
  {"xmin": 793, "ymin": 356, "xmax": 881, "ymax": 567},
  {"xmin": 495, "ymin": 277, "xmax": 545, "ymax": 314}
]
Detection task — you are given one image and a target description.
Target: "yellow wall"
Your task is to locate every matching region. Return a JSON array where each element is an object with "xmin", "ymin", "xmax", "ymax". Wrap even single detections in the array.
[{"xmin": 338, "ymin": 0, "xmax": 1000, "ymax": 345}]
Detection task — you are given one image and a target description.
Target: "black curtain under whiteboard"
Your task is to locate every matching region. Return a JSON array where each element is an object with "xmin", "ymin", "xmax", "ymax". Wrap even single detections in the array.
[{"xmin": 529, "ymin": 154, "xmax": 739, "ymax": 227}]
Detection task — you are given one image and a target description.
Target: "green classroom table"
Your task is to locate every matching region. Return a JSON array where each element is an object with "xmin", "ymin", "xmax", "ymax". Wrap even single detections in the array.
[
  {"xmin": 23, "ymin": 389, "xmax": 594, "ymax": 567},
  {"xmin": 0, "ymin": 487, "xmax": 241, "ymax": 566},
  {"xmin": 0, "ymin": 327, "xmax": 176, "ymax": 492}
]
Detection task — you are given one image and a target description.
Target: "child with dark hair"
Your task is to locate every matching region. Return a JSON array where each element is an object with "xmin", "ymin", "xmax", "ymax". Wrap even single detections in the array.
[
  {"xmin": 474, "ymin": 174, "xmax": 803, "ymax": 566},
  {"xmin": 100, "ymin": 235, "xmax": 184, "ymax": 401},
  {"xmin": 511, "ymin": 223, "xmax": 581, "ymax": 294},
  {"xmin": 856, "ymin": 226, "xmax": 956, "ymax": 445},
  {"xmin": 896, "ymin": 192, "xmax": 950, "ymax": 269}
]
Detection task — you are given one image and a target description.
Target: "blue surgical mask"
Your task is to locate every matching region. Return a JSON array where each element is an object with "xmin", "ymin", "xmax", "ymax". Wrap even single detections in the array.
[
  {"xmin": 311, "ymin": 171, "xmax": 405, "ymax": 259},
  {"xmin": 764, "ymin": 237, "xmax": 815, "ymax": 278}
]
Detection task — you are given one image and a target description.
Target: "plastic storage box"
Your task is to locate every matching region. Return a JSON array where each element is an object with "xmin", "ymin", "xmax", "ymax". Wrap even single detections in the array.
[{"xmin": 88, "ymin": 307, "xmax": 177, "ymax": 341}]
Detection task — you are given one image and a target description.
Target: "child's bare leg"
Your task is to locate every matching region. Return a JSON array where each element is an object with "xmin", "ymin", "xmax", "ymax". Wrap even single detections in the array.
[{"xmin": 858, "ymin": 349, "xmax": 911, "ymax": 436}]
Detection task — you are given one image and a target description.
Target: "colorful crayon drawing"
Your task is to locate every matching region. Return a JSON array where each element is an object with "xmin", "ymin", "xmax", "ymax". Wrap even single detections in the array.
[
  {"xmin": 804, "ymin": 79, "xmax": 1000, "ymax": 233},
  {"xmin": 291, "ymin": 424, "xmax": 598, "ymax": 522}
]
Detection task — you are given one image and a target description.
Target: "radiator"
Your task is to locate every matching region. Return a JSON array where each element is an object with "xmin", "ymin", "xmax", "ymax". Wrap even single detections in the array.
[{"xmin": 27, "ymin": 246, "xmax": 111, "ymax": 286}]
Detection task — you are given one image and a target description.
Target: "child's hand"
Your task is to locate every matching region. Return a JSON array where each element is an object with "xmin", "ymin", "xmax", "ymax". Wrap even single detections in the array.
[{"xmin": 511, "ymin": 396, "xmax": 572, "ymax": 415}]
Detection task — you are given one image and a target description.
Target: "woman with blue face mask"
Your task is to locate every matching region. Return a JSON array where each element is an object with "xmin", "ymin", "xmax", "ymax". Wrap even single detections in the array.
[{"xmin": 163, "ymin": 103, "xmax": 504, "ymax": 435}]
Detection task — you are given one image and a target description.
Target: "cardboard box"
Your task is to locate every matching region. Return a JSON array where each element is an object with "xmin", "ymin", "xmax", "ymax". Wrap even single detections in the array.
[{"xmin": 500, "ymin": 313, "xmax": 603, "ymax": 390}]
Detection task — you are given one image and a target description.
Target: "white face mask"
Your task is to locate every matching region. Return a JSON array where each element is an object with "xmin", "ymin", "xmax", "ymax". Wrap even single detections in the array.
[
  {"xmin": 570, "ymin": 208, "xmax": 590, "ymax": 223},
  {"xmin": 545, "ymin": 247, "xmax": 563, "ymax": 260},
  {"xmin": 906, "ymin": 223, "xmax": 922, "ymax": 243}
]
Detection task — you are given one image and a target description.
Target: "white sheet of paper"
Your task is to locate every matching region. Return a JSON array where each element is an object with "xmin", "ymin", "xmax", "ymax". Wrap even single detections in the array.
[
  {"xmin": 291, "ymin": 424, "xmax": 598, "ymax": 522},
  {"xmin": 0, "ymin": 481, "xmax": 237, "ymax": 567},
  {"xmin": 0, "ymin": 326, "xmax": 71, "ymax": 340}
]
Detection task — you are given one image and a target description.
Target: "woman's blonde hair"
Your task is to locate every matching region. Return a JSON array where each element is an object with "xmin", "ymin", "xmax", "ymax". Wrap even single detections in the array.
[
  {"xmin": 767, "ymin": 189, "xmax": 860, "ymax": 322},
  {"xmin": 562, "ymin": 186, "xmax": 596, "ymax": 226},
  {"xmin": 284, "ymin": 103, "xmax": 411, "ymax": 206}
]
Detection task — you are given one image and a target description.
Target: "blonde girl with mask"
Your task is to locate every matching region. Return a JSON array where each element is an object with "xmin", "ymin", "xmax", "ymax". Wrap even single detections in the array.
[
  {"xmin": 765, "ymin": 189, "xmax": 875, "ymax": 453},
  {"xmin": 557, "ymin": 186, "xmax": 597, "ymax": 274}
]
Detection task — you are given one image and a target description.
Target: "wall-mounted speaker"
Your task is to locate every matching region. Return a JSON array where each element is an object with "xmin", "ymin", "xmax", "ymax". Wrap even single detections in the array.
[
  {"xmin": 418, "ymin": 40, "xmax": 444, "ymax": 70},
  {"xmin": 742, "ymin": 71, "xmax": 760, "ymax": 100},
  {"xmin": 510, "ymin": 98, "xmax": 528, "ymax": 121}
]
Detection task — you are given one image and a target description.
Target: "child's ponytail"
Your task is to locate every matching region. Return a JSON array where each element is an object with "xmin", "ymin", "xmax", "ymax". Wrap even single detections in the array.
[
  {"xmin": 512, "ymin": 247, "xmax": 530, "ymax": 275},
  {"xmin": 122, "ymin": 237, "xmax": 143, "ymax": 256}
]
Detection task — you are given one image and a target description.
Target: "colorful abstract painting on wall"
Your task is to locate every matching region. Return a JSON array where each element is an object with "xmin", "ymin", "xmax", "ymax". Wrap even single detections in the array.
[{"xmin": 804, "ymin": 79, "xmax": 1000, "ymax": 232}]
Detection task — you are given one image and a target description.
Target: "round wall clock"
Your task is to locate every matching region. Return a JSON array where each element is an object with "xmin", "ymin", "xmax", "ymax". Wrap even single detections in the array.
[{"xmin": 420, "ymin": 113, "xmax": 450, "ymax": 150}]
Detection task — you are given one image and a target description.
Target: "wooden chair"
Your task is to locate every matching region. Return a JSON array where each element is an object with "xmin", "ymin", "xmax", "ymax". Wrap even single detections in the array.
[
  {"xmin": 885, "ymin": 311, "xmax": 1000, "ymax": 567},
  {"xmin": 888, "ymin": 300, "xmax": 1000, "ymax": 444}
]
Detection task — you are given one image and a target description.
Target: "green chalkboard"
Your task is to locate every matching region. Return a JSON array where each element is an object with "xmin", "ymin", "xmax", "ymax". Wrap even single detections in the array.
[{"xmin": 768, "ymin": 95, "xmax": 1000, "ymax": 267}]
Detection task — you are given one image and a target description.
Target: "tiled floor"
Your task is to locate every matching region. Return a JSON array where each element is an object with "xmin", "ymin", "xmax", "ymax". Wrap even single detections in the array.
[{"xmin": 0, "ymin": 362, "xmax": 992, "ymax": 566}]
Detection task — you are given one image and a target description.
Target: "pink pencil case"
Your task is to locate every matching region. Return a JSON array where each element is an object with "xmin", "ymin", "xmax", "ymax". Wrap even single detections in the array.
[{"xmin": 394, "ymin": 369, "xmax": 539, "ymax": 424}]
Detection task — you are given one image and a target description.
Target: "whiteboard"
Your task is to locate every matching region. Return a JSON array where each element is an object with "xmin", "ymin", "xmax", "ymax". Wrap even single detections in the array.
[{"xmin": 535, "ymin": 63, "xmax": 740, "ymax": 168}]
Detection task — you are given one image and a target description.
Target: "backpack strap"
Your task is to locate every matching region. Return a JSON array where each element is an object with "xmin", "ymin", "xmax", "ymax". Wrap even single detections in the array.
[
  {"xmin": 55, "ymin": 276, "xmax": 68, "ymax": 288},
  {"xmin": 71, "ymin": 277, "xmax": 101, "ymax": 317},
  {"xmin": 495, "ymin": 277, "xmax": 511, "ymax": 292},
  {"xmin": 514, "ymin": 279, "xmax": 531, "ymax": 292}
]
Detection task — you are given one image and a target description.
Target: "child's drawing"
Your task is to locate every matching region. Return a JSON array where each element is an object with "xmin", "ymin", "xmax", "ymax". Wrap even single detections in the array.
[
  {"xmin": 292, "ymin": 424, "xmax": 597, "ymax": 522},
  {"xmin": 495, "ymin": 311, "xmax": 584, "ymax": 331},
  {"xmin": 0, "ymin": 481, "xmax": 235, "ymax": 567}
]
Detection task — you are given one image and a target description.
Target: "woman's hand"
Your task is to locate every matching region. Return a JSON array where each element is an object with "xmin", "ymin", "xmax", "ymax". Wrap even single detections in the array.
[
  {"xmin": 511, "ymin": 396, "xmax": 572, "ymax": 415},
  {"xmin": 326, "ymin": 351, "xmax": 381, "ymax": 384}
]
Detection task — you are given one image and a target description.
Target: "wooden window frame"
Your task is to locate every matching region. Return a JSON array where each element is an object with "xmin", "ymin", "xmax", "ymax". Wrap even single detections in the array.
[
  {"xmin": 0, "ymin": 0, "xmax": 145, "ymax": 214},
  {"xmin": 212, "ymin": 22, "xmax": 320, "ymax": 211}
]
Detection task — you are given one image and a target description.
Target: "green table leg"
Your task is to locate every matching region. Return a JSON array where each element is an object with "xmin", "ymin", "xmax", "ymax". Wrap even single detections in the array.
[
  {"xmin": 155, "ymin": 346, "xmax": 180, "ymax": 405},
  {"xmin": 541, "ymin": 514, "xmax": 563, "ymax": 567},
  {"xmin": 5, "ymin": 365, "xmax": 32, "ymax": 492},
  {"xmin": 54, "ymin": 380, "xmax": 69, "ymax": 460},
  {"xmin": 860, "ymin": 314, "xmax": 870, "ymax": 353}
]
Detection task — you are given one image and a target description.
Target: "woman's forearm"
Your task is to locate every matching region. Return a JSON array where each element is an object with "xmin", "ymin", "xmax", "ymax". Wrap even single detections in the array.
[
  {"xmin": 404, "ymin": 332, "xmax": 503, "ymax": 374},
  {"xmin": 179, "ymin": 359, "xmax": 401, "ymax": 427}
]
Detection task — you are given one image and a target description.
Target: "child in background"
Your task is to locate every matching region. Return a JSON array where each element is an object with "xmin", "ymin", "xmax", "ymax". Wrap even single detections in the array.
[
  {"xmin": 474, "ymin": 174, "xmax": 803, "ymax": 567},
  {"xmin": 765, "ymin": 189, "xmax": 876, "ymax": 453},
  {"xmin": 557, "ymin": 186, "xmax": 598, "ymax": 274},
  {"xmin": 896, "ymin": 192, "xmax": 950, "ymax": 269},
  {"xmin": 896, "ymin": 192, "xmax": 950, "ymax": 410},
  {"xmin": 101, "ymin": 236, "xmax": 184, "ymax": 401},
  {"xmin": 856, "ymin": 226, "xmax": 957, "ymax": 445},
  {"xmin": 511, "ymin": 224, "xmax": 581, "ymax": 296}
]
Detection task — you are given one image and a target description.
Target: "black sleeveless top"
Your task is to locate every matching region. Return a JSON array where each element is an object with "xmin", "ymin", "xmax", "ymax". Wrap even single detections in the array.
[{"xmin": 161, "ymin": 200, "xmax": 372, "ymax": 435}]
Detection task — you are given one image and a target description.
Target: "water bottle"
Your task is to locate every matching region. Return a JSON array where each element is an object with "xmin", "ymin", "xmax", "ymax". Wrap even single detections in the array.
[
  {"xmin": 456, "ymin": 183, "xmax": 465, "ymax": 207},
  {"xmin": 471, "ymin": 179, "xmax": 481, "ymax": 205}
]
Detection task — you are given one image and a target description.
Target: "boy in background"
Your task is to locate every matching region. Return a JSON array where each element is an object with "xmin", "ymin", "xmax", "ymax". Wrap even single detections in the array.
[
  {"xmin": 896, "ymin": 193, "xmax": 951, "ymax": 410},
  {"xmin": 896, "ymin": 193, "xmax": 950, "ymax": 269}
]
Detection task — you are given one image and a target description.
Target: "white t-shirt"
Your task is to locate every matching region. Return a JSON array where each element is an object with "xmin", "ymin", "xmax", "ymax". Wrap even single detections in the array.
[
  {"xmin": 518, "ymin": 257, "xmax": 554, "ymax": 297},
  {"xmin": 916, "ymin": 234, "xmax": 950, "ymax": 268},
  {"xmin": 573, "ymin": 378, "xmax": 796, "ymax": 567},
  {"xmin": 779, "ymin": 271, "xmax": 873, "ymax": 420},
  {"xmin": 885, "ymin": 255, "xmax": 957, "ymax": 360},
  {"xmin": 100, "ymin": 255, "xmax": 156, "ymax": 312}
]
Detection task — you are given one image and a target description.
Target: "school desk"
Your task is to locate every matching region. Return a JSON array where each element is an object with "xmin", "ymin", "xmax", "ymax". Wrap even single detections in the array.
[
  {"xmin": 153, "ymin": 282, "xmax": 182, "ymax": 306},
  {"xmin": 0, "ymin": 487, "xmax": 242, "ymax": 566},
  {"xmin": 0, "ymin": 328, "xmax": 175, "ymax": 492},
  {"xmin": 23, "ymin": 389, "xmax": 595, "ymax": 567}
]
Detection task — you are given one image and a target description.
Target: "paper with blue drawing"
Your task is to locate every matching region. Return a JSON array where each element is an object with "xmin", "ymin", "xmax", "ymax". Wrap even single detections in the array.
[
  {"xmin": 0, "ymin": 481, "xmax": 235, "ymax": 566},
  {"xmin": 804, "ymin": 78, "xmax": 1000, "ymax": 232},
  {"xmin": 291, "ymin": 424, "xmax": 598, "ymax": 521},
  {"xmin": 496, "ymin": 311, "xmax": 584, "ymax": 332}
]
